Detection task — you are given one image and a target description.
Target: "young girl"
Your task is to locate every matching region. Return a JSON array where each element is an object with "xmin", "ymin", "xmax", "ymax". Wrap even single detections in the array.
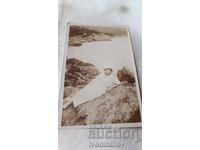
[{"xmin": 63, "ymin": 68, "xmax": 120, "ymax": 109}]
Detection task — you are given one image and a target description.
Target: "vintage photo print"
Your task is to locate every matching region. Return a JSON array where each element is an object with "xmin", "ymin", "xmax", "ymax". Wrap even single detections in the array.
[{"xmin": 59, "ymin": 24, "xmax": 142, "ymax": 129}]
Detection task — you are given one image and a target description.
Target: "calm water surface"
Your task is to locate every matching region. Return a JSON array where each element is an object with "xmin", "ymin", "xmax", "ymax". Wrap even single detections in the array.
[{"xmin": 68, "ymin": 37, "xmax": 135, "ymax": 74}]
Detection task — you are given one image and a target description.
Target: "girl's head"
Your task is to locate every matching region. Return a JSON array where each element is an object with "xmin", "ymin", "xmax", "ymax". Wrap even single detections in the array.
[{"xmin": 104, "ymin": 68, "xmax": 113, "ymax": 75}]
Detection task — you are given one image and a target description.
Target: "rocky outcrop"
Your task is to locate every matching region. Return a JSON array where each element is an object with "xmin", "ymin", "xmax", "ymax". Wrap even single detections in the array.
[
  {"xmin": 64, "ymin": 58, "xmax": 100, "ymax": 89},
  {"xmin": 62, "ymin": 82, "xmax": 141, "ymax": 126},
  {"xmin": 68, "ymin": 41, "xmax": 82, "ymax": 47},
  {"xmin": 69, "ymin": 26, "xmax": 100, "ymax": 37},
  {"xmin": 117, "ymin": 67, "xmax": 135, "ymax": 84}
]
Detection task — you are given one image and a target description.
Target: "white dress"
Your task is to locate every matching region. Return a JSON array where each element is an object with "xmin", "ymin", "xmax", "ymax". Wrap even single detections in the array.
[{"xmin": 67, "ymin": 72, "xmax": 120, "ymax": 107}]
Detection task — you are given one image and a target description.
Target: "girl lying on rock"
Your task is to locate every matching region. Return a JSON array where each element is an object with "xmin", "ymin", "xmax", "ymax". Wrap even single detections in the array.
[{"xmin": 63, "ymin": 68, "xmax": 120, "ymax": 109}]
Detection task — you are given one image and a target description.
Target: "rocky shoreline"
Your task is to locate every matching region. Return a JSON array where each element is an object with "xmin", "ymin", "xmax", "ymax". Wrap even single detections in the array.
[{"xmin": 68, "ymin": 26, "xmax": 112, "ymax": 46}]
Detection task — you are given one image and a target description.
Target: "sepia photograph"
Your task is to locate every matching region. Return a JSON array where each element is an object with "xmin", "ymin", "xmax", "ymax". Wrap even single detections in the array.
[{"xmin": 59, "ymin": 24, "xmax": 142, "ymax": 128}]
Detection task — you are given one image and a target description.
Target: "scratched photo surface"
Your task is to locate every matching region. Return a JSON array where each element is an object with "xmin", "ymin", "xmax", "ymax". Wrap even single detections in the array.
[{"xmin": 61, "ymin": 25, "xmax": 141, "ymax": 126}]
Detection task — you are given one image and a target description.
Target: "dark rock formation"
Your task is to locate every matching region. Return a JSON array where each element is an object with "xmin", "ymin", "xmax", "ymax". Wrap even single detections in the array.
[
  {"xmin": 64, "ymin": 58, "xmax": 100, "ymax": 88},
  {"xmin": 69, "ymin": 26, "xmax": 101, "ymax": 37},
  {"xmin": 117, "ymin": 67, "xmax": 135, "ymax": 84},
  {"xmin": 68, "ymin": 41, "xmax": 82, "ymax": 47}
]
